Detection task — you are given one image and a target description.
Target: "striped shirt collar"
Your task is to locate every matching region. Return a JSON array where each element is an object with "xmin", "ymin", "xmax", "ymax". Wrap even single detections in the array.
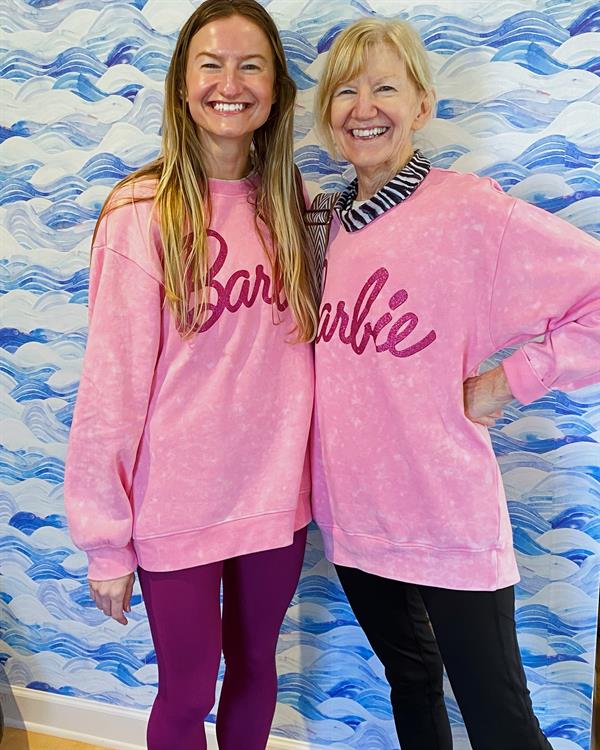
[{"xmin": 334, "ymin": 150, "xmax": 431, "ymax": 233}]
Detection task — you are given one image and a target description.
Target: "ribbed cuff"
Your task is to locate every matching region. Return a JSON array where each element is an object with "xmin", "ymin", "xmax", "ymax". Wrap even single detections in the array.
[
  {"xmin": 502, "ymin": 348, "xmax": 550, "ymax": 405},
  {"xmin": 86, "ymin": 543, "xmax": 138, "ymax": 581}
]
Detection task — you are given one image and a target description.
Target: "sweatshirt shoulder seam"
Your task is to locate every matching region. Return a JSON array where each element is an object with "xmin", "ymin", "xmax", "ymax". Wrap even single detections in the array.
[
  {"xmin": 487, "ymin": 197, "xmax": 519, "ymax": 351},
  {"xmin": 93, "ymin": 243, "xmax": 163, "ymax": 286}
]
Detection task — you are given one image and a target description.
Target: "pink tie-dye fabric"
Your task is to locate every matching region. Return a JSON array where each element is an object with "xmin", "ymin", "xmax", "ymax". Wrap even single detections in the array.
[
  {"xmin": 312, "ymin": 168, "xmax": 600, "ymax": 591},
  {"xmin": 65, "ymin": 177, "xmax": 313, "ymax": 580}
]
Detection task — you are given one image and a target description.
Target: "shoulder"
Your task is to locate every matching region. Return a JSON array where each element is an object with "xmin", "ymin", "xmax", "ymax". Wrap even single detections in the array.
[
  {"xmin": 424, "ymin": 167, "xmax": 506, "ymax": 199},
  {"xmin": 93, "ymin": 177, "xmax": 162, "ymax": 282},
  {"xmin": 102, "ymin": 176, "xmax": 158, "ymax": 215},
  {"xmin": 422, "ymin": 169, "xmax": 598, "ymax": 249},
  {"xmin": 415, "ymin": 167, "xmax": 515, "ymax": 223}
]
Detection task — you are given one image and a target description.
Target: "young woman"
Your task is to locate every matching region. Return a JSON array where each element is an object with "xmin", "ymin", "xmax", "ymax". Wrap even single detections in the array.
[
  {"xmin": 310, "ymin": 18, "xmax": 600, "ymax": 750},
  {"xmin": 64, "ymin": 2, "xmax": 318, "ymax": 749}
]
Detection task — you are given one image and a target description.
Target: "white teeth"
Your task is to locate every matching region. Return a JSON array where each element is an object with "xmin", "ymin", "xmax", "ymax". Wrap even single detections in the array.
[
  {"xmin": 212, "ymin": 102, "xmax": 246, "ymax": 112},
  {"xmin": 352, "ymin": 127, "xmax": 388, "ymax": 138}
]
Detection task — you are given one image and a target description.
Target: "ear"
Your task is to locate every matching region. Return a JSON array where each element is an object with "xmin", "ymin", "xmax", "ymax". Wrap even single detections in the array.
[{"xmin": 412, "ymin": 89, "xmax": 435, "ymax": 132}]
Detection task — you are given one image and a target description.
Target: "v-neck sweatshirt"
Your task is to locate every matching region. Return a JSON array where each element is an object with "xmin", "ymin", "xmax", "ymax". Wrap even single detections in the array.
[
  {"xmin": 312, "ymin": 167, "xmax": 600, "ymax": 591},
  {"xmin": 65, "ymin": 177, "xmax": 313, "ymax": 580}
]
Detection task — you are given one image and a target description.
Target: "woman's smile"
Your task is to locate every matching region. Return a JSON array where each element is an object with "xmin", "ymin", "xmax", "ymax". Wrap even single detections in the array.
[
  {"xmin": 185, "ymin": 15, "xmax": 276, "ymax": 151},
  {"xmin": 208, "ymin": 101, "xmax": 253, "ymax": 113},
  {"xmin": 349, "ymin": 126, "xmax": 390, "ymax": 140},
  {"xmin": 330, "ymin": 44, "xmax": 431, "ymax": 196}
]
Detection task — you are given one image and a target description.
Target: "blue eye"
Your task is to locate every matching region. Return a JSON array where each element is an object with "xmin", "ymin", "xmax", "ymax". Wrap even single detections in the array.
[{"xmin": 377, "ymin": 85, "xmax": 395, "ymax": 92}]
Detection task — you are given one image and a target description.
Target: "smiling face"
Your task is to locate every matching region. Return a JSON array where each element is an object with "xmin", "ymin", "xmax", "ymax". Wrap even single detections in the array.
[
  {"xmin": 184, "ymin": 14, "xmax": 276, "ymax": 158},
  {"xmin": 329, "ymin": 44, "xmax": 432, "ymax": 194}
]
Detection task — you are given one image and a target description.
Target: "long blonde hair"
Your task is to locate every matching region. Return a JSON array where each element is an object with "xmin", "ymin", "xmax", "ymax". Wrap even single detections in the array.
[{"xmin": 94, "ymin": 0, "xmax": 318, "ymax": 340}]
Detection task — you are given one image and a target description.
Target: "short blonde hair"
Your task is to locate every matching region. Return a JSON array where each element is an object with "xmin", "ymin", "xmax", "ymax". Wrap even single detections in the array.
[{"xmin": 315, "ymin": 18, "xmax": 434, "ymax": 154}]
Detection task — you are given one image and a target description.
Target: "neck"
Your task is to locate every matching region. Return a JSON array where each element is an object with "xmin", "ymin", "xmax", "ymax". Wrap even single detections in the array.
[
  {"xmin": 355, "ymin": 149, "xmax": 415, "ymax": 200},
  {"xmin": 200, "ymin": 133, "xmax": 254, "ymax": 180}
]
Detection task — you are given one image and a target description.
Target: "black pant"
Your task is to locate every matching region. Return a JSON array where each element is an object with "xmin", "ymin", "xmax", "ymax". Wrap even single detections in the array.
[{"xmin": 335, "ymin": 565, "xmax": 553, "ymax": 750}]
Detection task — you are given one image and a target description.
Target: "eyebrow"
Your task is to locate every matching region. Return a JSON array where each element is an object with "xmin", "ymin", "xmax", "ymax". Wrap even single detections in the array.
[
  {"xmin": 194, "ymin": 51, "xmax": 268, "ymax": 62},
  {"xmin": 336, "ymin": 74, "xmax": 400, "ymax": 87}
]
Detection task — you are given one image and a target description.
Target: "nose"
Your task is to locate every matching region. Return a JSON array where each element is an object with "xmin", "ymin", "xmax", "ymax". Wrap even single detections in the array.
[
  {"xmin": 219, "ymin": 65, "xmax": 243, "ymax": 98},
  {"xmin": 353, "ymin": 89, "xmax": 377, "ymax": 120}
]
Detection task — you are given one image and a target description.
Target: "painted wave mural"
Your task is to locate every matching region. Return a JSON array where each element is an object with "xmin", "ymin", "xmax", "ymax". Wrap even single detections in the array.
[{"xmin": 1, "ymin": 0, "xmax": 599, "ymax": 748}]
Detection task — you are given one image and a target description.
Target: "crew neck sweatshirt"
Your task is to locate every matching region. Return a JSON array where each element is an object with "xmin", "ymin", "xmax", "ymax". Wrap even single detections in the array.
[
  {"xmin": 312, "ymin": 168, "xmax": 600, "ymax": 591},
  {"xmin": 65, "ymin": 177, "xmax": 313, "ymax": 580}
]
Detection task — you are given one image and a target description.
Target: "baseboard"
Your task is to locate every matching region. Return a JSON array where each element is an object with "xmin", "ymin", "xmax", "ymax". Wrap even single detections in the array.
[
  {"xmin": 1, "ymin": 685, "xmax": 149, "ymax": 749},
  {"xmin": 0, "ymin": 685, "xmax": 315, "ymax": 749}
]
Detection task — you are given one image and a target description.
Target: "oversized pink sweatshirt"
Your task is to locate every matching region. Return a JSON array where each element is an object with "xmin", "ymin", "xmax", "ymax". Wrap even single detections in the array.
[
  {"xmin": 65, "ymin": 177, "xmax": 313, "ymax": 580},
  {"xmin": 312, "ymin": 168, "xmax": 600, "ymax": 591}
]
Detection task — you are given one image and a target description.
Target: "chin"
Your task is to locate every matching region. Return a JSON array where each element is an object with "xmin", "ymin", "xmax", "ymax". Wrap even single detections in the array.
[{"xmin": 352, "ymin": 155, "xmax": 388, "ymax": 170}]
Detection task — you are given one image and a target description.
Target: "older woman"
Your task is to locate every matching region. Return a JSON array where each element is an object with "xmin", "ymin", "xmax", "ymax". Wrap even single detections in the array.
[{"xmin": 310, "ymin": 18, "xmax": 600, "ymax": 750}]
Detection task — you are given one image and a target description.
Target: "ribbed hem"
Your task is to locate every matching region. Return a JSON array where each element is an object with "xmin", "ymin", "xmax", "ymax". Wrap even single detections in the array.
[
  {"xmin": 502, "ymin": 349, "xmax": 550, "ymax": 405},
  {"xmin": 135, "ymin": 497, "xmax": 311, "ymax": 572},
  {"xmin": 319, "ymin": 525, "xmax": 520, "ymax": 591}
]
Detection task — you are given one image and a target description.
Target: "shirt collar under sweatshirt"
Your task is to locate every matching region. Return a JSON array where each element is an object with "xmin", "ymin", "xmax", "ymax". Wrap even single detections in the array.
[{"xmin": 334, "ymin": 150, "xmax": 431, "ymax": 233}]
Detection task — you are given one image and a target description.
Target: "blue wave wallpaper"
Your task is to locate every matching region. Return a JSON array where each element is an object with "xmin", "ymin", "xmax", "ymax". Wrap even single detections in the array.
[{"xmin": 1, "ymin": 0, "xmax": 599, "ymax": 748}]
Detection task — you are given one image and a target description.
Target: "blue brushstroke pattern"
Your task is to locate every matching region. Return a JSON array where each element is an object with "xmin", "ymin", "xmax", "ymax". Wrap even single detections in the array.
[{"xmin": 1, "ymin": 1, "xmax": 599, "ymax": 749}]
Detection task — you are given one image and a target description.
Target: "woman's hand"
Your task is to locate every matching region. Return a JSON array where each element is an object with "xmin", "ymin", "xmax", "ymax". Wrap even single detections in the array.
[
  {"xmin": 463, "ymin": 365, "xmax": 513, "ymax": 427},
  {"xmin": 88, "ymin": 573, "xmax": 135, "ymax": 625}
]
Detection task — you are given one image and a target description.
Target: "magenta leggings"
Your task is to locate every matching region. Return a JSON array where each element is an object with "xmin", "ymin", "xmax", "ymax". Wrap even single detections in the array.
[{"xmin": 137, "ymin": 526, "xmax": 307, "ymax": 750}]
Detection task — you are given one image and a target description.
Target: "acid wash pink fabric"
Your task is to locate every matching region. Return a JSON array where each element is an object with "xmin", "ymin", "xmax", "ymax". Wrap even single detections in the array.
[
  {"xmin": 65, "ymin": 177, "xmax": 313, "ymax": 581},
  {"xmin": 312, "ymin": 168, "xmax": 600, "ymax": 591}
]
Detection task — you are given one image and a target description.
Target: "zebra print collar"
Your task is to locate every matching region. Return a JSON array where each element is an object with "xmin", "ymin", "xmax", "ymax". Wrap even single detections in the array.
[{"xmin": 334, "ymin": 150, "xmax": 431, "ymax": 233}]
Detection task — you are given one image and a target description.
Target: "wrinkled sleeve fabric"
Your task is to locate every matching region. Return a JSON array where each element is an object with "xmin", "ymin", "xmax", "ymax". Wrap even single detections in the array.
[
  {"xmin": 64, "ymin": 206, "xmax": 162, "ymax": 580},
  {"xmin": 489, "ymin": 197, "xmax": 600, "ymax": 404}
]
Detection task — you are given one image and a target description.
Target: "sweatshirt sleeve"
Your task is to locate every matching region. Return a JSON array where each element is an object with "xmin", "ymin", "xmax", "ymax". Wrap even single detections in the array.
[
  {"xmin": 488, "ymin": 198, "xmax": 600, "ymax": 404},
  {"xmin": 64, "ymin": 219, "xmax": 162, "ymax": 580}
]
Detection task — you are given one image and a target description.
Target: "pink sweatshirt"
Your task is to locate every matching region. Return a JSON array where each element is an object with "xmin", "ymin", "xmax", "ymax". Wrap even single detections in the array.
[
  {"xmin": 65, "ymin": 177, "xmax": 313, "ymax": 580},
  {"xmin": 312, "ymin": 168, "xmax": 600, "ymax": 591}
]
